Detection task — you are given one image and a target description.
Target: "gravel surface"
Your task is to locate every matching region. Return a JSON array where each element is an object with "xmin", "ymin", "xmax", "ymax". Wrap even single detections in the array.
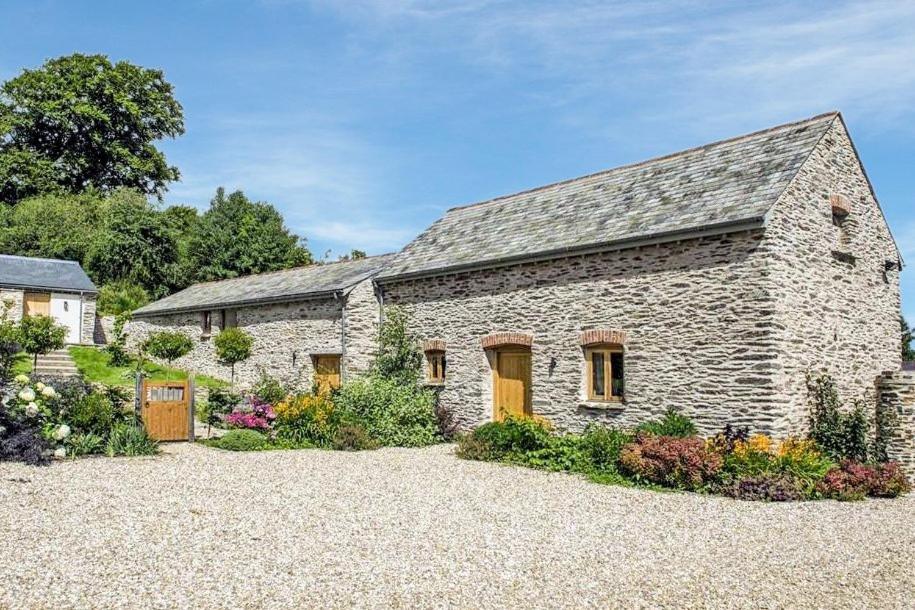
[{"xmin": 1, "ymin": 444, "xmax": 913, "ymax": 609}]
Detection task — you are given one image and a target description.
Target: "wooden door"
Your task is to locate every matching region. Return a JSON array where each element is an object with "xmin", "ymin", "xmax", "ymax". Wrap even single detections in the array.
[
  {"xmin": 24, "ymin": 292, "xmax": 50, "ymax": 316},
  {"xmin": 141, "ymin": 380, "xmax": 192, "ymax": 441},
  {"xmin": 493, "ymin": 349, "xmax": 532, "ymax": 421},
  {"xmin": 313, "ymin": 355, "xmax": 341, "ymax": 394}
]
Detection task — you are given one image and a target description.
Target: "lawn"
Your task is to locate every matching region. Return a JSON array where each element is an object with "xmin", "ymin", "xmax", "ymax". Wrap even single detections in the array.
[
  {"xmin": 68, "ymin": 346, "xmax": 227, "ymax": 390},
  {"xmin": 11, "ymin": 353, "xmax": 33, "ymax": 376}
]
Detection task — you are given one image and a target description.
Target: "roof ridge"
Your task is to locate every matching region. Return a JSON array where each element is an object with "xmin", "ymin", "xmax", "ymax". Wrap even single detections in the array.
[
  {"xmin": 0, "ymin": 254, "xmax": 81, "ymax": 265},
  {"xmin": 445, "ymin": 111, "xmax": 840, "ymax": 214}
]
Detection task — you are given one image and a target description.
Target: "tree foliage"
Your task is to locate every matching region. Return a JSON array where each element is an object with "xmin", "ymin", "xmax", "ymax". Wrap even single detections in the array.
[
  {"xmin": 97, "ymin": 281, "xmax": 150, "ymax": 316},
  {"xmin": 0, "ymin": 300, "xmax": 20, "ymax": 381},
  {"xmin": 371, "ymin": 307, "xmax": 423, "ymax": 386},
  {"xmin": 143, "ymin": 331, "xmax": 193, "ymax": 370},
  {"xmin": 85, "ymin": 190, "xmax": 180, "ymax": 297},
  {"xmin": 18, "ymin": 315, "xmax": 68, "ymax": 366},
  {"xmin": 188, "ymin": 188, "xmax": 312, "ymax": 282},
  {"xmin": 0, "ymin": 53, "xmax": 184, "ymax": 204},
  {"xmin": 0, "ymin": 191, "xmax": 104, "ymax": 262},
  {"xmin": 214, "ymin": 328, "xmax": 253, "ymax": 384}
]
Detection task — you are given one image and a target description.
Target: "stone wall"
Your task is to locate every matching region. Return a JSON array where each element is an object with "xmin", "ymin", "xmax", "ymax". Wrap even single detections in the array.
[
  {"xmin": 877, "ymin": 371, "xmax": 915, "ymax": 475},
  {"xmin": 0, "ymin": 289, "xmax": 23, "ymax": 321},
  {"xmin": 764, "ymin": 118, "xmax": 901, "ymax": 434},
  {"xmin": 80, "ymin": 294, "xmax": 97, "ymax": 345},
  {"xmin": 127, "ymin": 278, "xmax": 381, "ymax": 389},
  {"xmin": 342, "ymin": 278, "xmax": 380, "ymax": 380},
  {"xmin": 381, "ymin": 230, "xmax": 783, "ymax": 436}
]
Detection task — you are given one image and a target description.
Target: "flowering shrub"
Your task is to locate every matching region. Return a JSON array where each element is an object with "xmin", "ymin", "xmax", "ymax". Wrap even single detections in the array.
[
  {"xmin": 272, "ymin": 393, "xmax": 341, "ymax": 446},
  {"xmin": 816, "ymin": 460, "xmax": 911, "ymax": 501},
  {"xmin": 225, "ymin": 396, "xmax": 276, "ymax": 431},
  {"xmin": 619, "ymin": 434, "xmax": 723, "ymax": 490},
  {"xmin": 715, "ymin": 434, "xmax": 833, "ymax": 491}
]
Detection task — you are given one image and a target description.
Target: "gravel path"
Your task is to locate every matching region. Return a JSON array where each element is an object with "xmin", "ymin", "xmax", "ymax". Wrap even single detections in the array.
[{"xmin": 1, "ymin": 444, "xmax": 913, "ymax": 609}]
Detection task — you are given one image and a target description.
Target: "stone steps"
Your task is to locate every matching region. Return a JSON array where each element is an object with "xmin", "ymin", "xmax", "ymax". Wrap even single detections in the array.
[{"xmin": 33, "ymin": 349, "xmax": 79, "ymax": 378}]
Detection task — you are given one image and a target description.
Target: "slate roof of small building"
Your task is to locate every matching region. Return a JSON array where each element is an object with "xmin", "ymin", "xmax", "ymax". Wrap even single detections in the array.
[
  {"xmin": 378, "ymin": 112, "xmax": 840, "ymax": 281},
  {"xmin": 0, "ymin": 255, "xmax": 98, "ymax": 293},
  {"xmin": 133, "ymin": 254, "xmax": 395, "ymax": 317}
]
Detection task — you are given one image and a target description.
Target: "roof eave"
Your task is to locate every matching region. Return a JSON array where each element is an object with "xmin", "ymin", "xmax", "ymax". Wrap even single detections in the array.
[
  {"xmin": 0, "ymin": 282, "xmax": 98, "ymax": 294},
  {"xmin": 377, "ymin": 217, "xmax": 766, "ymax": 284},
  {"xmin": 132, "ymin": 288, "xmax": 344, "ymax": 318}
]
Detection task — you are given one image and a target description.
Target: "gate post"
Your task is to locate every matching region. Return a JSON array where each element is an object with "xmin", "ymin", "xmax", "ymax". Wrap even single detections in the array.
[
  {"xmin": 134, "ymin": 372, "xmax": 143, "ymax": 420},
  {"xmin": 188, "ymin": 376, "xmax": 196, "ymax": 442}
]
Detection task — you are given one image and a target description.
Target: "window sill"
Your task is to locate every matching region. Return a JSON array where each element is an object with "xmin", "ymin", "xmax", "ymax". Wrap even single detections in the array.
[
  {"xmin": 579, "ymin": 400, "xmax": 625, "ymax": 411},
  {"xmin": 424, "ymin": 381, "xmax": 446, "ymax": 388}
]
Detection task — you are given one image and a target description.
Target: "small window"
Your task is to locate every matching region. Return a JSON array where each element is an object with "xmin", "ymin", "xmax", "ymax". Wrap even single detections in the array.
[
  {"xmin": 201, "ymin": 311, "xmax": 212, "ymax": 337},
  {"xmin": 221, "ymin": 309, "xmax": 238, "ymax": 329},
  {"xmin": 427, "ymin": 351, "xmax": 446, "ymax": 384},
  {"xmin": 586, "ymin": 345, "xmax": 624, "ymax": 401}
]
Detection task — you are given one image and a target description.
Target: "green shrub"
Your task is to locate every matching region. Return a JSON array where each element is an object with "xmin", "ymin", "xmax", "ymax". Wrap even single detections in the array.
[
  {"xmin": 635, "ymin": 409, "xmax": 697, "ymax": 438},
  {"xmin": 455, "ymin": 432, "xmax": 498, "ymax": 461},
  {"xmin": 210, "ymin": 429, "xmax": 268, "ymax": 452},
  {"xmin": 332, "ymin": 424, "xmax": 379, "ymax": 451},
  {"xmin": 371, "ymin": 307, "xmax": 423, "ymax": 385},
  {"xmin": 807, "ymin": 373, "xmax": 871, "ymax": 462},
  {"xmin": 514, "ymin": 435, "xmax": 587, "ymax": 472},
  {"xmin": 103, "ymin": 312, "xmax": 133, "ymax": 366},
  {"xmin": 143, "ymin": 331, "xmax": 193, "ymax": 373},
  {"xmin": 251, "ymin": 371, "xmax": 288, "ymax": 405},
  {"xmin": 471, "ymin": 417, "xmax": 552, "ymax": 457},
  {"xmin": 105, "ymin": 423, "xmax": 159, "ymax": 456},
  {"xmin": 334, "ymin": 376, "xmax": 439, "ymax": 447},
  {"xmin": 0, "ymin": 300, "xmax": 20, "ymax": 382},
  {"xmin": 67, "ymin": 391, "xmax": 117, "ymax": 436},
  {"xmin": 578, "ymin": 424, "xmax": 633, "ymax": 472},
  {"xmin": 66, "ymin": 433, "xmax": 105, "ymax": 457},
  {"xmin": 18, "ymin": 314, "xmax": 68, "ymax": 366}
]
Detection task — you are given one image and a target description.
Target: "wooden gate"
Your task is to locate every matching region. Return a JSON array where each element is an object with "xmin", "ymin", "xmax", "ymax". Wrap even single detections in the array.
[{"xmin": 139, "ymin": 378, "xmax": 194, "ymax": 441}]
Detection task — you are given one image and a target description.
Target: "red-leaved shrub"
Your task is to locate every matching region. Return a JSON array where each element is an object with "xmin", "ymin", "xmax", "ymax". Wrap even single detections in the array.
[
  {"xmin": 816, "ymin": 460, "xmax": 911, "ymax": 501},
  {"xmin": 618, "ymin": 434, "xmax": 723, "ymax": 490}
]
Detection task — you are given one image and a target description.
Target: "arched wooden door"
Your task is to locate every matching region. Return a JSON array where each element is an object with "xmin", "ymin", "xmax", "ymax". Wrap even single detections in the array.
[{"xmin": 493, "ymin": 348, "xmax": 532, "ymax": 421}]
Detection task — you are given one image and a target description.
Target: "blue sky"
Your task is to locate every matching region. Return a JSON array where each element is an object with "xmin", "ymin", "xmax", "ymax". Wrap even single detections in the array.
[{"xmin": 1, "ymin": 0, "xmax": 913, "ymax": 319}]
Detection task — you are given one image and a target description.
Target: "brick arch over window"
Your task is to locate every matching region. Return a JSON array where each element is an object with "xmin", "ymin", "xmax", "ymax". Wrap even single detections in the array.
[
  {"xmin": 580, "ymin": 329, "xmax": 627, "ymax": 347},
  {"xmin": 830, "ymin": 193, "xmax": 852, "ymax": 217},
  {"xmin": 423, "ymin": 339, "xmax": 447, "ymax": 353},
  {"xmin": 481, "ymin": 332, "xmax": 533, "ymax": 350}
]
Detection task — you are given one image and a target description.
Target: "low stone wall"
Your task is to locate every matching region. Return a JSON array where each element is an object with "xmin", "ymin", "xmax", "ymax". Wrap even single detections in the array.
[{"xmin": 877, "ymin": 371, "xmax": 915, "ymax": 475}]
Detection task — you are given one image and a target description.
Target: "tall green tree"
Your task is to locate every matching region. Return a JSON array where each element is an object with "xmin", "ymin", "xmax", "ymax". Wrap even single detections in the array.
[
  {"xmin": 903, "ymin": 316, "xmax": 914, "ymax": 361},
  {"xmin": 187, "ymin": 188, "xmax": 312, "ymax": 282},
  {"xmin": 0, "ymin": 191, "xmax": 104, "ymax": 262},
  {"xmin": 85, "ymin": 190, "xmax": 180, "ymax": 297},
  {"xmin": 0, "ymin": 53, "xmax": 184, "ymax": 204}
]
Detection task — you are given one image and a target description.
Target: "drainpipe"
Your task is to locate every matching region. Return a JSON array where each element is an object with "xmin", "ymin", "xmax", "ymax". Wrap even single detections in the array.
[{"xmin": 336, "ymin": 291, "xmax": 347, "ymax": 383}]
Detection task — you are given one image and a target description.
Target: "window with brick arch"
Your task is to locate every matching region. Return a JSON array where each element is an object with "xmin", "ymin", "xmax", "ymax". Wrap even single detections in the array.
[
  {"xmin": 586, "ymin": 345, "xmax": 624, "ymax": 401},
  {"xmin": 426, "ymin": 351, "xmax": 446, "ymax": 384}
]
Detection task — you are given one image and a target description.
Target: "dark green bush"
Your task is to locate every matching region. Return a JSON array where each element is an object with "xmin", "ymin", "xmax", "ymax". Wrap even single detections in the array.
[
  {"xmin": 67, "ymin": 392, "xmax": 117, "ymax": 436},
  {"xmin": 578, "ymin": 424, "xmax": 633, "ymax": 472},
  {"xmin": 332, "ymin": 424, "xmax": 378, "ymax": 451},
  {"xmin": 455, "ymin": 432, "xmax": 498, "ymax": 461},
  {"xmin": 251, "ymin": 371, "xmax": 288, "ymax": 405},
  {"xmin": 472, "ymin": 417, "xmax": 553, "ymax": 457},
  {"xmin": 334, "ymin": 376, "xmax": 439, "ymax": 447},
  {"xmin": 635, "ymin": 409, "xmax": 697, "ymax": 438},
  {"xmin": 66, "ymin": 433, "xmax": 105, "ymax": 457},
  {"xmin": 210, "ymin": 429, "xmax": 268, "ymax": 451},
  {"xmin": 807, "ymin": 373, "xmax": 871, "ymax": 462}
]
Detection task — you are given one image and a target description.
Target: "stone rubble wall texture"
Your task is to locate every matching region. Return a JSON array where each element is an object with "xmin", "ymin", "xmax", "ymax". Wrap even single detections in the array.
[
  {"xmin": 763, "ymin": 119, "xmax": 901, "ymax": 434},
  {"xmin": 0, "ymin": 289, "xmax": 24, "ymax": 321},
  {"xmin": 877, "ymin": 371, "xmax": 915, "ymax": 474},
  {"xmin": 126, "ymin": 278, "xmax": 380, "ymax": 390},
  {"xmin": 380, "ymin": 117, "xmax": 902, "ymax": 438}
]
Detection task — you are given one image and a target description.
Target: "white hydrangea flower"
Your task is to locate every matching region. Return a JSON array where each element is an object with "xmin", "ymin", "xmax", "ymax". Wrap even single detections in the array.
[
  {"xmin": 14, "ymin": 374, "xmax": 29, "ymax": 385},
  {"xmin": 54, "ymin": 424, "xmax": 71, "ymax": 440},
  {"xmin": 53, "ymin": 447, "xmax": 66, "ymax": 459},
  {"xmin": 35, "ymin": 382, "xmax": 45, "ymax": 391},
  {"xmin": 41, "ymin": 386, "xmax": 57, "ymax": 398},
  {"xmin": 19, "ymin": 388, "xmax": 36, "ymax": 402},
  {"xmin": 24, "ymin": 402, "xmax": 39, "ymax": 417}
]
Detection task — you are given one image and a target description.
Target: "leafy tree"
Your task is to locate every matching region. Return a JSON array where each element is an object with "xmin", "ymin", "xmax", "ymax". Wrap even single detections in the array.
[
  {"xmin": 18, "ymin": 315, "xmax": 67, "ymax": 367},
  {"xmin": 187, "ymin": 188, "xmax": 312, "ymax": 282},
  {"xmin": 86, "ymin": 190, "xmax": 180, "ymax": 297},
  {"xmin": 338, "ymin": 249, "xmax": 367, "ymax": 261},
  {"xmin": 214, "ymin": 328, "xmax": 253, "ymax": 385},
  {"xmin": 97, "ymin": 281, "xmax": 150, "ymax": 316},
  {"xmin": 103, "ymin": 312, "xmax": 133, "ymax": 367},
  {"xmin": 903, "ymin": 316, "xmax": 914, "ymax": 362},
  {"xmin": 371, "ymin": 307, "xmax": 423, "ymax": 386},
  {"xmin": 0, "ymin": 53, "xmax": 184, "ymax": 204},
  {"xmin": 143, "ymin": 331, "xmax": 193, "ymax": 379},
  {"xmin": 0, "ymin": 191, "xmax": 104, "ymax": 262},
  {"xmin": 0, "ymin": 300, "xmax": 21, "ymax": 381}
]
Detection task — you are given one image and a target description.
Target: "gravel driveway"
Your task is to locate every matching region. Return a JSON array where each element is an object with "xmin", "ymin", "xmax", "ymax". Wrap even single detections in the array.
[{"xmin": 1, "ymin": 444, "xmax": 913, "ymax": 609}]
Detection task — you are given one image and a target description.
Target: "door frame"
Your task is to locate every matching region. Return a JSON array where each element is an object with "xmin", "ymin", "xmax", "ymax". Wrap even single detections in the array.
[{"xmin": 491, "ymin": 346, "xmax": 532, "ymax": 421}]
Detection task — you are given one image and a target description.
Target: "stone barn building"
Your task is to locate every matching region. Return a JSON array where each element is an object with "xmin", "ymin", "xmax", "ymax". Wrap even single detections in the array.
[
  {"xmin": 0, "ymin": 254, "xmax": 98, "ymax": 345},
  {"xmin": 129, "ymin": 255, "xmax": 393, "ymax": 389},
  {"xmin": 376, "ymin": 112, "xmax": 903, "ymax": 438}
]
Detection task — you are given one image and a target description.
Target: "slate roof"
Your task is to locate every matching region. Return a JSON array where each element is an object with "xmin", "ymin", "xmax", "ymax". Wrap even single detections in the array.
[
  {"xmin": 134, "ymin": 254, "xmax": 395, "ymax": 317},
  {"xmin": 0, "ymin": 255, "xmax": 97, "ymax": 293},
  {"xmin": 378, "ymin": 112, "xmax": 840, "ymax": 281}
]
